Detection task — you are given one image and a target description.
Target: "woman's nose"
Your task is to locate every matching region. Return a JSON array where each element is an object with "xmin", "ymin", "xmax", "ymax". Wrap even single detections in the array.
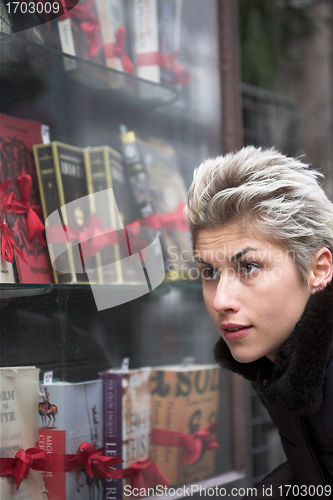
[{"xmin": 212, "ymin": 276, "xmax": 240, "ymax": 313}]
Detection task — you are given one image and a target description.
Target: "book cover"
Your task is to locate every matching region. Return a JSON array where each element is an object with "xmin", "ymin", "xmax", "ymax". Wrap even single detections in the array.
[
  {"xmin": 34, "ymin": 141, "xmax": 99, "ymax": 284},
  {"xmin": 101, "ymin": 368, "xmax": 151, "ymax": 500},
  {"xmin": 0, "ymin": 366, "xmax": 47, "ymax": 499},
  {"xmin": 38, "ymin": 379, "xmax": 103, "ymax": 500},
  {"xmin": 130, "ymin": 0, "xmax": 160, "ymax": 90},
  {"xmin": 150, "ymin": 364, "xmax": 220, "ymax": 486},
  {"xmin": 0, "ymin": 113, "xmax": 54, "ymax": 284},
  {"xmin": 84, "ymin": 146, "xmax": 144, "ymax": 285},
  {"xmin": 121, "ymin": 129, "xmax": 194, "ymax": 281}
]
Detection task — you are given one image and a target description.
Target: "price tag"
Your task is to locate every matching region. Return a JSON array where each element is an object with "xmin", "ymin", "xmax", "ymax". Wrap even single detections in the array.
[{"xmin": 43, "ymin": 371, "xmax": 53, "ymax": 385}]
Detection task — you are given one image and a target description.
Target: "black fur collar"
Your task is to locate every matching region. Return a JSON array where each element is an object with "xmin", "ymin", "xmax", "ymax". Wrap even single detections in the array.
[{"xmin": 214, "ymin": 280, "xmax": 333, "ymax": 415}]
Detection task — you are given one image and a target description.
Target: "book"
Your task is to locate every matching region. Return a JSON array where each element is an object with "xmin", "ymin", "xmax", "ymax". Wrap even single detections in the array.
[
  {"xmin": 120, "ymin": 128, "xmax": 195, "ymax": 281},
  {"xmin": 158, "ymin": 0, "xmax": 190, "ymax": 86},
  {"xmin": 0, "ymin": 366, "xmax": 47, "ymax": 499},
  {"xmin": 44, "ymin": 2, "xmax": 106, "ymax": 89},
  {"xmin": 120, "ymin": 127, "xmax": 173, "ymax": 281},
  {"xmin": 130, "ymin": 0, "xmax": 160, "ymax": 92},
  {"xmin": 33, "ymin": 141, "xmax": 99, "ymax": 284},
  {"xmin": 94, "ymin": 0, "xmax": 134, "ymax": 88},
  {"xmin": 84, "ymin": 145, "xmax": 145, "ymax": 285},
  {"xmin": 0, "ymin": 113, "xmax": 54, "ymax": 284},
  {"xmin": 38, "ymin": 379, "xmax": 103, "ymax": 500},
  {"xmin": 150, "ymin": 364, "xmax": 220, "ymax": 486},
  {"xmin": 0, "ymin": 0, "xmax": 11, "ymax": 37},
  {"xmin": 101, "ymin": 367, "xmax": 151, "ymax": 500}
]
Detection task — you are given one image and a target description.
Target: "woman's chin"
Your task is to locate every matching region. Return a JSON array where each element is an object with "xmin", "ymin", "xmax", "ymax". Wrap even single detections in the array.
[{"xmin": 229, "ymin": 347, "xmax": 263, "ymax": 364}]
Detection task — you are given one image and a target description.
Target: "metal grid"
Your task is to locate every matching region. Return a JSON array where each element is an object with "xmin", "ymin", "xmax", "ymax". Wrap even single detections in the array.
[
  {"xmin": 242, "ymin": 83, "xmax": 299, "ymax": 483},
  {"xmin": 242, "ymin": 82, "xmax": 298, "ymax": 156}
]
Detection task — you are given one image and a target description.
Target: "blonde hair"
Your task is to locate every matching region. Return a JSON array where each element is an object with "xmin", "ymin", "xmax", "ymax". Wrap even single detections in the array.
[{"xmin": 186, "ymin": 146, "xmax": 333, "ymax": 282}]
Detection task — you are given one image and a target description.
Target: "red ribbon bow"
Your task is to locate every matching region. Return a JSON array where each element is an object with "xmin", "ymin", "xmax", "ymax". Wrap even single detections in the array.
[
  {"xmin": 7, "ymin": 170, "xmax": 45, "ymax": 244},
  {"xmin": 123, "ymin": 457, "xmax": 170, "ymax": 494},
  {"xmin": 151, "ymin": 421, "xmax": 219, "ymax": 465},
  {"xmin": 0, "ymin": 448, "xmax": 48, "ymax": 489},
  {"xmin": 160, "ymin": 52, "xmax": 191, "ymax": 85},
  {"xmin": 65, "ymin": 442, "xmax": 123, "ymax": 477},
  {"xmin": 0, "ymin": 180, "xmax": 27, "ymax": 263},
  {"xmin": 104, "ymin": 26, "xmax": 134, "ymax": 74}
]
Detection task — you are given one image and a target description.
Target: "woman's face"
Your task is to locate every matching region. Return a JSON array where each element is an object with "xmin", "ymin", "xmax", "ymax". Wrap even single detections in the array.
[{"xmin": 195, "ymin": 223, "xmax": 313, "ymax": 363}]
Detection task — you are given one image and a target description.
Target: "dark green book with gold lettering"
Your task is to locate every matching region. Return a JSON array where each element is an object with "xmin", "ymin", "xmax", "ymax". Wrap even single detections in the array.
[
  {"xmin": 84, "ymin": 145, "xmax": 144, "ymax": 284},
  {"xmin": 33, "ymin": 142, "xmax": 98, "ymax": 284}
]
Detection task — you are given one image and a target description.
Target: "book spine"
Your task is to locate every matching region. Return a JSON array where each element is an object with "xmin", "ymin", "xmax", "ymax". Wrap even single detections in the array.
[
  {"xmin": 0, "ymin": 367, "xmax": 45, "ymax": 500},
  {"xmin": 95, "ymin": 0, "xmax": 124, "ymax": 71},
  {"xmin": 51, "ymin": 141, "xmax": 98, "ymax": 284},
  {"xmin": 33, "ymin": 144, "xmax": 74, "ymax": 284},
  {"xmin": 120, "ymin": 130, "xmax": 170, "ymax": 275},
  {"xmin": 85, "ymin": 147, "xmax": 122, "ymax": 284},
  {"xmin": 158, "ymin": 0, "xmax": 182, "ymax": 85},
  {"xmin": 102, "ymin": 373, "xmax": 123, "ymax": 500},
  {"xmin": 38, "ymin": 429, "xmax": 66, "ymax": 499},
  {"xmin": 57, "ymin": 17, "xmax": 77, "ymax": 71},
  {"xmin": 132, "ymin": 0, "xmax": 160, "ymax": 84}
]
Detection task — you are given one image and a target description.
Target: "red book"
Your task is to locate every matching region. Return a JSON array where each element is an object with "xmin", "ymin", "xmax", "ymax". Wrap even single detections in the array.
[{"xmin": 0, "ymin": 113, "xmax": 54, "ymax": 283}]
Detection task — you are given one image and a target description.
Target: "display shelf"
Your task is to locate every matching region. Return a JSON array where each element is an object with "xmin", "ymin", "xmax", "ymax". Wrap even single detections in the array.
[
  {"xmin": 0, "ymin": 280, "xmax": 202, "ymax": 299},
  {"xmin": 0, "ymin": 1, "xmax": 251, "ymax": 495},
  {"xmin": 0, "ymin": 35, "xmax": 182, "ymax": 110}
]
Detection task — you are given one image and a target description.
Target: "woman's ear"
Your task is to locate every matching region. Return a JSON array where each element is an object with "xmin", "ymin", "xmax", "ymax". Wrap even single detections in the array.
[{"xmin": 309, "ymin": 247, "xmax": 333, "ymax": 292}]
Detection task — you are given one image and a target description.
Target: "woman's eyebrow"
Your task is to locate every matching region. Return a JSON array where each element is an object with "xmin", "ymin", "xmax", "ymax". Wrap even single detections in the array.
[
  {"xmin": 195, "ymin": 257, "xmax": 213, "ymax": 267},
  {"xmin": 231, "ymin": 247, "xmax": 258, "ymax": 262}
]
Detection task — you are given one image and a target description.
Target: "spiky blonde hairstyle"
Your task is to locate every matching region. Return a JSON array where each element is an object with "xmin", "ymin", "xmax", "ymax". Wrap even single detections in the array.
[{"xmin": 186, "ymin": 146, "xmax": 333, "ymax": 282}]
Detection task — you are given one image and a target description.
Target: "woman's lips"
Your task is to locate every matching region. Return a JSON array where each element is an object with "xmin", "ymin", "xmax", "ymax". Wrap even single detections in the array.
[{"xmin": 221, "ymin": 324, "xmax": 253, "ymax": 341}]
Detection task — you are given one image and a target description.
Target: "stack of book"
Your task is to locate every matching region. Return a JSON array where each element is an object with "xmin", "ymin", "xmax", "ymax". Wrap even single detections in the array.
[
  {"xmin": 7, "ymin": 0, "xmax": 191, "ymax": 89},
  {"xmin": 0, "ymin": 362, "xmax": 220, "ymax": 497},
  {"xmin": 0, "ymin": 113, "xmax": 194, "ymax": 287}
]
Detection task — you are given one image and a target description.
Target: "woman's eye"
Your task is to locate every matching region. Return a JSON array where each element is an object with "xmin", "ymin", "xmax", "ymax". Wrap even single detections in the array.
[
  {"xmin": 201, "ymin": 268, "xmax": 219, "ymax": 280},
  {"xmin": 239, "ymin": 261, "xmax": 259, "ymax": 275}
]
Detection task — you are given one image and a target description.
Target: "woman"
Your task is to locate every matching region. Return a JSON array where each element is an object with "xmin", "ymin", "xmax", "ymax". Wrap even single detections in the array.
[{"xmin": 186, "ymin": 146, "xmax": 333, "ymax": 499}]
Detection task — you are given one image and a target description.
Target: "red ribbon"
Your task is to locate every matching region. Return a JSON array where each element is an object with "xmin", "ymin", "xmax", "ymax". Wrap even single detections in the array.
[
  {"xmin": 0, "ymin": 180, "xmax": 27, "ymax": 263},
  {"xmin": 160, "ymin": 52, "xmax": 191, "ymax": 85},
  {"xmin": 129, "ymin": 202, "xmax": 188, "ymax": 233},
  {"xmin": 136, "ymin": 51, "xmax": 190, "ymax": 85},
  {"xmin": 0, "ymin": 444, "xmax": 169, "ymax": 492},
  {"xmin": 59, "ymin": 0, "xmax": 103, "ymax": 57},
  {"xmin": 151, "ymin": 422, "xmax": 219, "ymax": 465},
  {"xmin": 6, "ymin": 170, "xmax": 45, "ymax": 244},
  {"xmin": 0, "ymin": 448, "xmax": 48, "ymax": 489},
  {"xmin": 136, "ymin": 52, "xmax": 160, "ymax": 67},
  {"xmin": 63, "ymin": 442, "xmax": 123, "ymax": 477},
  {"xmin": 124, "ymin": 457, "xmax": 170, "ymax": 493},
  {"xmin": 104, "ymin": 26, "xmax": 134, "ymax": 74},
  {"xmin": 46, "ymin": 203, "xmax": 187, "ymax": 259},
  {"xmin": 46, "ymin": 213, "xmax": 147, "ymax": 259},
  {"xmin": 0, "ymin": 220, "xmax": 27, "ymax": 264}
]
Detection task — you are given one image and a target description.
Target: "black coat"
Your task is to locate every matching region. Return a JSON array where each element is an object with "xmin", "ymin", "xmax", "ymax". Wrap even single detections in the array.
[{"xmin": 214, "ymin": 279, "xmax": 333, "ymax": 499}]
